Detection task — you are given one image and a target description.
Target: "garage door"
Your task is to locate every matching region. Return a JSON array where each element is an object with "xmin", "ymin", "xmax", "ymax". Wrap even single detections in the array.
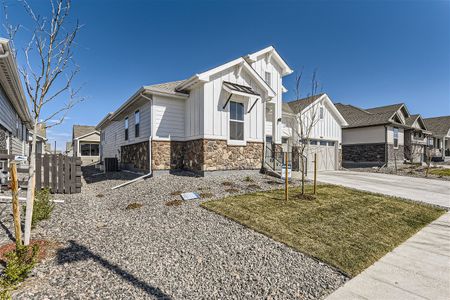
[{"xmin": 306, "ymin": 140, "xmax": 337, "ymax": 172}]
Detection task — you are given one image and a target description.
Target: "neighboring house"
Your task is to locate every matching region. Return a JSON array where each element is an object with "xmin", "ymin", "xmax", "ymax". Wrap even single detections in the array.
[
  {"xmin": 72, "ymin": 125, "xmax": 100, "ymax": 165},
  {"xmin": 335, "ymin": 103, "xmax": 426, "ymax": 167},
  {"xmin": 279, "ymin": 93, "xmax": 348, "ymax": 172},
  {"xmin": 403, "ymin": 114, "xmax": 431, "ymax": 163},
  {"xmin": 97, "ymin": 46, "xmax": 292, "ymax": 174},
  {"xmin": 423, "ymin": 116, "xmax": 450, "ymax": 161},
  {"xmin": 65, "ymin": 141, "xmax": 73, "ymax": 156},
  {"xmin": 33, "ymin": 123, "xmax": 48, "ymax": 154},
  {"xmin": 0, "ymin": 38, "xmax": 32, "ymax": 171}
]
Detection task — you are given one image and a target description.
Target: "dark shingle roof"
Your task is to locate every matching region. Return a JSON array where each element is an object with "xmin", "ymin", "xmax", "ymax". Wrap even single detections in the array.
[
  {"xmin": 365, "ymin": 103, "xmax": 404, "ymax": 115},
  {"xmin": 287, "ymin": 93, "xmax": 325, "ymax": 114},
  {"xmin": 73, "ymin": 125, "xmax": 97, "ymax": 139},
  {"xmin": 335, "ymin": 103, "xmax": 403, "ymax": 128},
  {"xmin": 405, "ymin": 114, "xmax": 419, "ymax": 127},
  {"xmin": 282, "ymin": 102, "xmax": 294, "ymax": 114},
  {"xmin": 423, "ymin": 116, "xmax": 450, "ymax": 137}
]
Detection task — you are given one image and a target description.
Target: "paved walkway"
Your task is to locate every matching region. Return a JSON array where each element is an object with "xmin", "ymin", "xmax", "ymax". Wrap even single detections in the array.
[
  {"xmin": 316, "ymin": 171, "xmax": 450, "ymax": 208},
  {"xmin": 324, "ymin": 170, "xmax": 450, "ymax": 300},
  {"xmin": 327, "ymin": 212, "xmax": 450, "ymax": 300}
]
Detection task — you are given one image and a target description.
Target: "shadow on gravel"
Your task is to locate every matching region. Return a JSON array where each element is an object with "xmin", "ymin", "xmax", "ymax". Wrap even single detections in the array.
[
  {"xmin": 57, "ymin": 240, "xmax": 172, "ymax": 299},
  {"xmin": 82, "ymin": 166, "xmax": 141, "ymax": 185}
]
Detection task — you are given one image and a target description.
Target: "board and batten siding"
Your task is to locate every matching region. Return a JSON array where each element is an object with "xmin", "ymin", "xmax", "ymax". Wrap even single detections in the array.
[
  {"xmin": 250, "ymin": 55, "xmax": 283, "ymax": 143},
  {"xmin": 200, "ymin": 65, "xmax": 265, "ymax": 143},
  {"xmin": 308, "ymin": 102, "xmax": 342, "ymax": 143}
]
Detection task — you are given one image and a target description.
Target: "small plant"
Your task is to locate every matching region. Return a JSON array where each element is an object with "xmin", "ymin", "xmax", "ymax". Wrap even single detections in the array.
[
  {"xmin": 23, "ymin": 189, "xmax": 54, "ymax": 229},
  {"xmin": 125, "ymin": 203, "xmax": 143, "ymax": 210},
  {"xmin": 0, "ymin": 244, "xmax": 40, "ymax": 298},
  {"xmin": 247, "ymin": 184, "xmax": 261, "ymax": 189},
  {"xmin": 170, "ymin": 190, "xmax": 183, "ymax": 196},
  {"xmin": 221, "ymin": 181, "xmax": 234, "ymax": 186},
  {"xmin": 244, "ymin": 176, "xmax": 253, "ymax": 182},
  {"xmin": 165, "ymin": 200, "xmax": 183, "ymax": 207},
  {"xmin": 267, "ymin": 180, "xmax": 282, "ymax": 185},
  {"xmin": 225, "ymin": 188, "xmax": 239, "ymax": 194},
  {"xmin": 96, "ymin": 194, "xmax": 104, "ymax": 198},
  {"xmin": 199, "ymin": 192, "xmax": 214, "ymax": 199}
]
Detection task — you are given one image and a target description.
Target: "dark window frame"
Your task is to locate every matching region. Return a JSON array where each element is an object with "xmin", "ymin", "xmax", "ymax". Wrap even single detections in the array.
[
  {"xmin": 393, "ymin": 127, "xmax": 399, "ymax": 148},
  {"xmin": 124, "ymin": 117, "xmax": 129, "ymax": 141},
  {"xmin": 80, "ymin": 143, "xmax": 99, "ymax": 156},
  {"xmin": 135, "ymin": 110, "xmax": 140, "ymax": 138},
  {"xmin": 229, "ymin": 101, "xmax": 244, "ymax": 141}
]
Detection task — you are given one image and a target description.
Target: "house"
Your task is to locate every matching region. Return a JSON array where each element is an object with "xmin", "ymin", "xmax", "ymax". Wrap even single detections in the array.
[
  {"xmin": 97, "ymin": 46, "xmax": 292, "ymax": 174},
  {"xmin": 72, "ymin": 125, "xmax": 100, "ymax": 165},
  {"xmin": 65, "ymin": 142, "xmax": 73, "ymax": 156},
  {"xmin": 423, "ymin": 116, "xmax": 450, "ymax": 161},
  {"xmin": 33, "ymin": 123, "xmax": 48, "ymax": 154},
  {"xmin": 279, "ymin": 93, "xmax": 348, "ymax": 172},
  {"xmin": 335, "ymin": 103, "xmax": 430, "ymax": 167},
  {"xmin": 0, "ymin": 38, "xmax": 32, "ymax": 171}
]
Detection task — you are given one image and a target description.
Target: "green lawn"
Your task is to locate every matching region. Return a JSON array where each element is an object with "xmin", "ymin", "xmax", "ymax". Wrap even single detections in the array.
[
  {"xmin": 201, "ymin": 185, "xmax": 444, "ymax": 277},
  {"xmin": 429, "ymin": 168, "xmax": 450, "ymax": 177}
]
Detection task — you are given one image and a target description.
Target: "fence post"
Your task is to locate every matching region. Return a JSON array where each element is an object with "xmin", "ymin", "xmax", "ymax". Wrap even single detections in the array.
[
  {"xmin": 51, "ymin": 155, "xmax": 57, "ymax": 193},
  {"xmin": 43, "ymin": 154, "xmax": 49, "ymax": 188},
  {"xmin": 285, "ymin": 152, "xmax": 289, "ymax": 201},
  {"xmin": 10, "ymin": 162, "xmax": 22, "ymax": 248},
  {"xmin": 35, "ymin": 153, "xmax": 42, "ymax": 191},
  {"xmin": 64, "ymin": 155, "xmax": 70, "ymax": 194},
  {"xmin": 58, "ymin": 154, "xmax": 64, "ymax": 193}
]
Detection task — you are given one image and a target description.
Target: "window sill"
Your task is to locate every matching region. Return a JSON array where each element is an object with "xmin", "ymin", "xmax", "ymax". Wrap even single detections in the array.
[{"xmin": 227, "ymin": 140, "xmax": 247, "ymax": 147}]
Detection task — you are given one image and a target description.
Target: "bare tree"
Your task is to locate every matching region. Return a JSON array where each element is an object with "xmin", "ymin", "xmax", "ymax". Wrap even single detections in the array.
[
  {"xmin": 284, "ymin": 69, "xmax": 322, "ymax": 194},
  {"xmin": 2, "ymin": 0, "xmax": 83, "ymax": 245}
]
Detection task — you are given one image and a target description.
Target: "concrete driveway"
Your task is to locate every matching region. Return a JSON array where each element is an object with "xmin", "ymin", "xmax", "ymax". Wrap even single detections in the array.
[{"xmin": 317, "ymin": 171, "xmax": 450, "ymax": 208}]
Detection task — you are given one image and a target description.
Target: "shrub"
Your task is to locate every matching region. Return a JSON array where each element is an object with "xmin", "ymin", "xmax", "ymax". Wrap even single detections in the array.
[
  {"xmin": 244, "ymin": 176, "xmax": 253, "ymax": 182},
  {"xmin": 221, "ymin": 181, "xmax": 234, "ymax": 186},
  {"xmin": 126, "ymin": 203, "xmax": 143, "ymax": 210},
  {"xmin": 247, "ymin": 184, "xmax": 261, "ymax": 189},
  {"xmin": 170, "ymin": 190, "xmax": 183, "ymax": 196},
  {"xmin": 199, "ymin": 192, "xmax": 214, "ymax": 199},
  {"xmin": 225, "ymin": 188, "xmax": 239, "ymax": 194},
  {"xmin": 0, "ymin": 244, "xmax": 40, "ymax": 299},
  {"xmin": 165, "ymin": 200, "xmax": 183, "ymax": 207},
  {"xmin": 23, "ymin": 189, "xmax": 54, "ymax": 229}
]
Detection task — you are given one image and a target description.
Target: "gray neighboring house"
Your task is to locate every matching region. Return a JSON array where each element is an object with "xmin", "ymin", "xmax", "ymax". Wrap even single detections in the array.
[
  {"xmin": 0, "ymin": 38, "xmax": 32, "ymax": 171},
  {"xmin": 72, "ymin": 125, "xmax": 100, "ymax": 165},
  {"xmin": 335, "ymin": 103, "xmax": 430, "ymax": 167},
  {"xmin": 423, "ymin": 116, "xmax": 450, "ymax": 161}
]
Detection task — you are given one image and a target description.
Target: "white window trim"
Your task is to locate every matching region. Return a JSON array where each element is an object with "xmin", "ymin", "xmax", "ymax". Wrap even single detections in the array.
[
  {"xmin": 393, "ymin": 127, "xmax": 399, "ymax": 149},
  {"xmin": 227, "ymin": 99, "xmax": 247, "ymax": 146}
]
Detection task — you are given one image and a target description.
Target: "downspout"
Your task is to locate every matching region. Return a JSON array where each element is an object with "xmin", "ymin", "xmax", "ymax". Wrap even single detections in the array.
[{"xmin": 111, "ymin": 92, "xmax": 153, "ymax": 190}]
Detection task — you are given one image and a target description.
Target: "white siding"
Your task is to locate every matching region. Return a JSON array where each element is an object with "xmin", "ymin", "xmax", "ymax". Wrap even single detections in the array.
[
  {"xmin": 342, "ymin": 126, "xmax": 385, "ymax": 145},
  {"xmin": 307, "ymin": 101, "xmax": 342, "ymax": 143},
  {"xmin": 386, "ymin": 125, "xmax": 404, "ymax": 146},
  {"xmin": 153, "ymin": 95, "xmax": 185, "ymax": 140},
  {"xmin": 100, "ymin": 100, "xmax": 152, "ymax": 159},
  {"xmin": 201, "ymin": 65, "xmax": 265, "ymax": 143}
]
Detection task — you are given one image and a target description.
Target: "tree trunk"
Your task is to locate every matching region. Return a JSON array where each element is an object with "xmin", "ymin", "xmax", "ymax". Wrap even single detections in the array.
[
  {"xmin": 300, "ymin": 154, "xmax": 305, "ymax": 195},
  {"xmin": 10, "ymin": 162, "xmax": 22, "ymax": 248},
  {"xmin": 24, "ymin": 119, "xmax": 38, "ymax": 245}
]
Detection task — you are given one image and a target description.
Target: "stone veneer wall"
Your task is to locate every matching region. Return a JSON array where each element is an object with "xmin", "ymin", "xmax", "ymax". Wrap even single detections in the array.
[
  {"xmin": 152, "ymin": 139, "xmax": 264, "ymax": 172},
  {"xmin": 342, "ymin": 143, "xmax": 386, "ymax": 164},
  {"xmin": 151, "ymin": 141, "xmax": 185, "ymax": 170},
  {"xmin": 386, "ymin": 144, "xmax": 405, "ymax": 167},
  {"xmin": 121, "ymin": 141, "xmax": 150, "ymax": 172},
  {"xmin": 0, "ymin": 126, "xmax": 8, "ymax": 155}
]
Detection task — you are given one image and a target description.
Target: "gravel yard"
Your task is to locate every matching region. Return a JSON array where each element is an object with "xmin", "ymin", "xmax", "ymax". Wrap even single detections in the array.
[{"xmin": 1, "ymin": 168, "xmax": 347, "ymax": 299}]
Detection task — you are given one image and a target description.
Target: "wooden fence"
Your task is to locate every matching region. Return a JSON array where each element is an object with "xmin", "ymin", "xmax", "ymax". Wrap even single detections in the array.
[{"xmin": 1, "ymin": 153, "xmax": 82, "ymax": 194}]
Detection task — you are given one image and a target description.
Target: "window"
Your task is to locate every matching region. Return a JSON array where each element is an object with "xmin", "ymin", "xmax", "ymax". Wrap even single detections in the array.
[
  {"xmin": 124, "ymin": 117, "xmax": 129, "ymax": 140},
  {"xmin": 264, "ymin": 72, "xmax": 271, "ymax": 85},
  {"xmin": 393, "ymin": 127, "xmax": 399, "ymax": 148},
  {"xmin": 320, "ymin": 141, "xmax": 327, "ymax": 146},
  {"xmin": 229, "ymin": 101, "xmax": 244, "ymax": 141},
  {"xmin": 310, "ymin": 140, "xmax": 318, "ymax": 145},
  {"xmin": 80, "ymin": 143, "xmax": 99, "ymax": 156},
  {"xmin": 320, "ymin": 107, "xmax": 324, "ymax": 119},
  {"xmin": 135, "ymin": 110, "xmax": 140, "ymax": 138},
  {"xmin": 328, "ymin": 141, "xmax": 335, "ymax": 146}
]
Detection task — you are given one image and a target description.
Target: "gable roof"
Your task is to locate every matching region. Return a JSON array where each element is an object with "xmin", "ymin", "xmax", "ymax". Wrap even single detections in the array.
[
  {"xmin": 282, "ymin": 102, "xmax": 294, "ymax": 114},
  {"xmin": 335, "ymin": 103, "xmax": 406, "ymax": 128},
  {"xmin": 423, "ymin": 116, "xmax": 450, "ymax": 137},
  {"xmin": 73, "ymin": 125, "xmax": 97, "ymax": 139},
  {"xmin": 244, "ymin": 46, "xmax": 293, "ymax": 76},
  {"xmin": 144, "ymin": 80, "xmax": 189, "ymax": 97},
  {"xmin": 287, "ymin": 93, "xmax": 325, "ymax": 114}
]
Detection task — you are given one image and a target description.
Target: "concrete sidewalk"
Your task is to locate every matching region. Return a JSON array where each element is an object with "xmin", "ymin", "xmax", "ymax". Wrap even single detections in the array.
[{"xmin": 327, "ymin": 211, "xmax": 450, "ymax": 300}]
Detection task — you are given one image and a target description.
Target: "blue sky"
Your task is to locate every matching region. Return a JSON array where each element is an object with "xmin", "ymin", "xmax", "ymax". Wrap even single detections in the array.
[{"xmin": 3, "ymin": 0, "xmax": 450, "ymax": 150}]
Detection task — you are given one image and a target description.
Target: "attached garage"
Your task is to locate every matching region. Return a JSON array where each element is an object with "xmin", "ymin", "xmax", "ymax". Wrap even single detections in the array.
[{"xmin": 306, "ymin": 140, "xmax": 338, "ymax": 172}]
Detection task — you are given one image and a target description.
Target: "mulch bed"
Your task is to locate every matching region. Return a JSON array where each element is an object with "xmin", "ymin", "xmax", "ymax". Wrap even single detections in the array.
[{"xmin": 0, "ymin": 240, "xmax": 50, "ymax": 264}]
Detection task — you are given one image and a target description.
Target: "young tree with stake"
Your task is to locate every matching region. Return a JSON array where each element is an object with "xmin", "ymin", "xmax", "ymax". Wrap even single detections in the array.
[{"xmin": 2, "ymin": 0, "xmax": 83, "ymax": 245}]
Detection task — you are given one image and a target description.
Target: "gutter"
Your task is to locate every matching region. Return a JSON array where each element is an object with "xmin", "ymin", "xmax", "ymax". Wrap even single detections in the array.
[{"xmin": 110, "ymin": 92, "xmax": 153, "ymax": 190}]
